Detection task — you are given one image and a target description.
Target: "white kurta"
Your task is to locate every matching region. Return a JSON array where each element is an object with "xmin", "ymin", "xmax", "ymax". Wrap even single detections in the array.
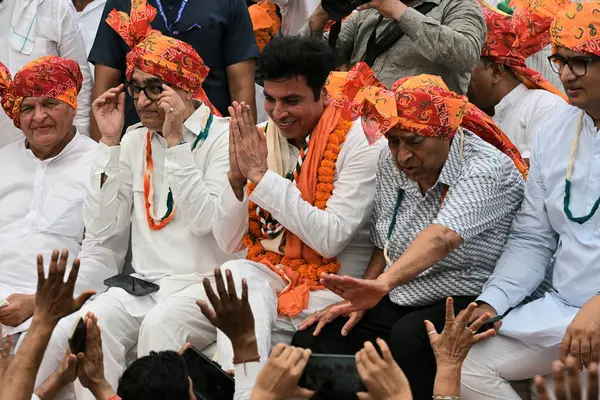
[
  {"xmin": 36, "ymin": 105, "xmax": 237, "ymax": 400},
  {"xmin": 479, "ymin": 106, "xmax": 600, "ymax": 347},
  {"xmin": 212, "ymin": 118, "xmax": 386, "ymax": 381},
  {"xmin": 0, "ymin": 133, "xmax": 127, "ymax": 337},
  {"xmin": 492, "ymin": 84, "xmax": 567, "ymax": 159},
  {"xmin": 270, "ymin": 0, "xmax": 320, "ymax": 36},
  {"xmin": 76, "ymin": 0, "xmax": 107, "ymax": 76},
  {"xmin": 0, "ymin": 0, "xmax": 92, "ymax": 147}
]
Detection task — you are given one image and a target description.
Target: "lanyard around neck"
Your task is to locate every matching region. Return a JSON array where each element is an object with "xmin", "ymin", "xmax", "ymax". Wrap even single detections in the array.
[{"xmin": 154, "ymin": 0, "xmax": 188, "ymax": 34}]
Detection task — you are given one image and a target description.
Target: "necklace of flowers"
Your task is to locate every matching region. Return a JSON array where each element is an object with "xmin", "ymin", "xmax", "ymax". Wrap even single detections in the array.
[
  {"xmin": 143, "ymin": 113, "xmax": 214, "ymax": 230},
  {"xmin": 243, "ymin": 117, "xmax": 353, "ymax": 283},
  {"xmin": 255, "ymin": 123, "xmax": 311, "ymax": 238},
  {"xmin": 564, "ymin": 110, "xmax": 600, "ymax": 224}
]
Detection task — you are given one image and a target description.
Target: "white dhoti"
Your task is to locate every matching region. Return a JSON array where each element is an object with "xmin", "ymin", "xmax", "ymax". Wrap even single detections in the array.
[
  {"xmin": 215, "ymin": 259, "xmax": 344, "ymax": 371},
  {"xmin": 35, "ymin": 278, "xmax": 221, "ymax": 400}
]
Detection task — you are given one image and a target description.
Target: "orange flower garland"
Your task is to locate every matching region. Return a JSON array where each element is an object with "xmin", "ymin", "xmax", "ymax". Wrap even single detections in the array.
[{"xmin": 244, "ymin": 117, "xmax": 352, "ymax": 283}]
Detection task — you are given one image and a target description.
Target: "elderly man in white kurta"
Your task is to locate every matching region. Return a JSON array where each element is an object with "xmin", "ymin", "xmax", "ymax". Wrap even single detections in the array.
[
  {"xmin": 0, "ymin": 56, "xmax": 127, "ymax": 400},
  {"xmin": 461, "ymin": 3, "xmax": 600, "ymax": 398},
  {"xmin": 208, "ymin": 36, "xmax": 385, "ymax": 387},
  {"xmin": 35, "ymin": 2, "xmax": 236, "ymax": 398}
]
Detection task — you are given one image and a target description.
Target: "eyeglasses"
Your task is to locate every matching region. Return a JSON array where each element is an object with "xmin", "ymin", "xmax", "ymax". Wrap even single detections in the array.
[
  {"xmin": 548, "ymin": 54, "xmax": 600, "ymax": 77},
  {"xmin": 124, "ymin": 82, "xmax": 165, "ymax": 101}
]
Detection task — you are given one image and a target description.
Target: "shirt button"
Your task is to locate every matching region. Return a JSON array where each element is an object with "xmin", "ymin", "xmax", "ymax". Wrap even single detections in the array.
[
  {"xmin": 168, "ymin": 4, "xmax": 174, "ymax": 9},
  {"xmin": 589, "ymin": 199, "xmax": 595, "ymax": 205},
  {"xmin": 592, "ymin": 178, "xmax": 597, "ymax": 183},
  {"xmin": 595, "ymin": 154, "xmax": 599, "ymax": 159}
]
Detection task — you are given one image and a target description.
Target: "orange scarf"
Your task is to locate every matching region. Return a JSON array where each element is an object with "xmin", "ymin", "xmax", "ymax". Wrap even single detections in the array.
[{"xmin": 244, "ymin": 105, "xmax": 352, "ymax": 317}]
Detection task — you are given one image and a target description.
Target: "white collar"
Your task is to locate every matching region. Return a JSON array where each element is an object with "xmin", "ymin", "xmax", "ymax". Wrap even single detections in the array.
[
  {"xmin": 24, "ymin": 128, "xmax": 80, "ymax": 163},
  {"xmin": 78, "ymin": 0, "xmax": 107, "ymax": 16},
  {"xmin": 494, "ymin": 83, "xmax": 529, "ymax": 116}
]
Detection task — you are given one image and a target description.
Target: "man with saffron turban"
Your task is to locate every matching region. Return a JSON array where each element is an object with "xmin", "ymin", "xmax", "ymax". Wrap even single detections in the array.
[
  {"xmin": 0, "ymin": 56, "xmax": 127, "ymax": 398},
  {"xmin": 35, "ymin": 0, "xmax": 238, "ymax": 398},
  {"xmin": 292, "ymin": 62, "xmax": 527, "ymax": 399},
  {"xmin": 461, "ymin": 2, "xmax": 600, "ymax": 398},
  {"xmin": 201, "ymin": 36, "xmax": 385, "ymax": 396},
  {"xmin": 467, "ymin": 0, "xmax": 568, "ymax": 161}
]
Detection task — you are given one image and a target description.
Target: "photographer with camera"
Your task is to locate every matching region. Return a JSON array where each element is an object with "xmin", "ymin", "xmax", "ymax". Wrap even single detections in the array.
[{"xmin": 301, "ymin": 0, "xmax": 486, "ymax": 95}]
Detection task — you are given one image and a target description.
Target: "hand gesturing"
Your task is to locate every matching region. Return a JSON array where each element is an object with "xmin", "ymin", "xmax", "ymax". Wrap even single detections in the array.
[{"xmin": 92, "ymin": 85, "xmax": 126, "ymax": 146}]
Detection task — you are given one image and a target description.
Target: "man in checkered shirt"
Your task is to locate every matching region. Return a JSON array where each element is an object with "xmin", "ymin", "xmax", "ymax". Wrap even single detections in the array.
[{"xmin": 292, "ymin": 66, "xmax": 527, "ymax": 399}]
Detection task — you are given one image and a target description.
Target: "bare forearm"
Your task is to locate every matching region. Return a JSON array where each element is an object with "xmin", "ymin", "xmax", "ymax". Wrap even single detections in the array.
[
  {"xmin": 362, "ymin": 248, "xmax": 387, "ymax": 280},
  {"xmin": 34, "ymin": 372, "xmax": 67, "ymax": 400},
  {"xmin": 1, "ymin": 318, "xmax": 56, "ymax": 400},
  {"xmin": 379, "ymin": 224, "xmax": 462, "ymax": 289},
  {"xmin": 433, "ymin": 366, "xmax": 462, "ymax": 397}
]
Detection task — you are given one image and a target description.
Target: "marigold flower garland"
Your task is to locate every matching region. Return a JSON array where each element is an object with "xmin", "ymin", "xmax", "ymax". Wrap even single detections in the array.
[{"xmin": 243, "ymin": 117, "xmax": 353, "ymax": 283}]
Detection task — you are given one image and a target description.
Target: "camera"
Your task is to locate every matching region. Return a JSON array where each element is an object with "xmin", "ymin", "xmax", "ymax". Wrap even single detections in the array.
[{"xmin": 322, "ymin": 0, "xmax": 370, "ymax": 20}]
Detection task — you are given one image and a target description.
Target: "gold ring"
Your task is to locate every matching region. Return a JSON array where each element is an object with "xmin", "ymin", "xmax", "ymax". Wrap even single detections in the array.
[
  {"xmin": 427, "ymin": 330, "xmax": 436, "ymax": 336},
  {"xmin": 468, "ymin": 328, "xmax": 477, "ymax": 335}
]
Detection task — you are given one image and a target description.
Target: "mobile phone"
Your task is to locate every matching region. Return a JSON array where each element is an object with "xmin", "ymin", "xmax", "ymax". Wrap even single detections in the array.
[
  {"xmin": 104, "ymin": 274, "xmax": 159, "ymax": 297},
  {"xmin": 181, "ymin": 347, "xmax": 234, "ymax": 400},
  {"xmin": 477, "ymin": 315, "xmax": 503, "ymax": 333},
  {"xmin": 69, "ymin": 316, "xmax": 86, "ymax": 354},
  {"xmin": 298, "ymin": 354, "xmax": 365, "ymax": 393}
]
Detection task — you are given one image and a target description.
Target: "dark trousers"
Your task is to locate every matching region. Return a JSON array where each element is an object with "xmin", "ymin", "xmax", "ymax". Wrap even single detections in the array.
[{"xmin": 291, "ymin": 295, "xmax": 476, "ymax": 400}]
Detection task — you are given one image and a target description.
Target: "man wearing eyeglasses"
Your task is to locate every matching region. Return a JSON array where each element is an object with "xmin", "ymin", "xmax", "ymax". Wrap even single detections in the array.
[
  {"xmin": 461, "ymin": 3, "xmax": 600, "ymax": 398},
  {"xmin": 467, "ymin": 0, "xmax": 568, "ymax": 164},
  {"xmin": 35, "ymin": 1, "xmax": 238, "ymax": 398}
]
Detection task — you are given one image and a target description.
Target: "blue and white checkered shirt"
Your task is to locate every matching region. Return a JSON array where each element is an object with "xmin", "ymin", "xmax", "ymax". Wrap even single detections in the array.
[{"xmin": 371, "ymin": 129, "xmax": 525, "ymax": 306}]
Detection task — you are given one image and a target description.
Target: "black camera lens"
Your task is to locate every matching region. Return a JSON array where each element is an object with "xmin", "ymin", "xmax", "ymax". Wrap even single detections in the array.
[{"xmin": 322, "ymin": 0, "xmax": 370, "ymax": 20}]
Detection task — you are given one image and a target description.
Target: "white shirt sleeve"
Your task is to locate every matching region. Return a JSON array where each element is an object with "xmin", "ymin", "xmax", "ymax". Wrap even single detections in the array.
[
  {"xmin": 58, "ymin": 1, "xmax": 92, "ymax": 136},
  {"xmin": 212, "ymin": 182, "xmax": 249, "ymax": 254},
  {"xmin": 233, "ymin": 362, "xmax": 262, "ymax": 400},
  {"xmin": 523, "ymin": 95, "xmax": 568, "ymax": 160},
  {"xmin": 165, "ymin": 131, "xmax": 231, "ymax": 237},
  {"xmin": 249, "ymin": 131, "xmax": 385, "ymax": 259},
  {"xmin": 83, "ymin": 142, "xmax": 133, "ymax": 238},
  {"xmin": 477, "ymin": 130, "xmax": 558, "ymax": 315}
]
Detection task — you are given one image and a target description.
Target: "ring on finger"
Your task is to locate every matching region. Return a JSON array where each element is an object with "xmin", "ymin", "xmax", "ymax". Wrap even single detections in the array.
[
  {"xmin": 427, "ymin": 330, "xmax": 436, "ymax": 336},
  {"xmin": 168, "ymin": 107, "xmax": 175, "ymax": 113},
  {"xmin": 468, "ymin": 328, "xmax": 477, "ymax": 335}
]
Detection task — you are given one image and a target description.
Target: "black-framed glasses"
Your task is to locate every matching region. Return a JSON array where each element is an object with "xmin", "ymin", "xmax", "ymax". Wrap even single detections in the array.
[
  {"xmin": 548, "ymin": 54, "xmax": 600, "ymax": 77},
  {"xmin": 124, "ymin": 82, "xmax": 165, "ymax": 101}
]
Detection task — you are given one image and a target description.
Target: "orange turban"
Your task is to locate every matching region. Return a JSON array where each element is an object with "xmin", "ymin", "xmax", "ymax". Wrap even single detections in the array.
[
  {"xmin": 326, "ymin": 62, "xmax": 528, "ymax": 178},
  {"xmin": 479, "ymin": 0, "xmax": 566, "ymax": 99},
  {"xmin": 0, "ymin": 56, "xmax": 82, "ymax": 128},
  {"xmin": 106, "ymin": 0, "xmax": 220, "ymax": 115},
  {"xmin": 249, "ymin": 1, "xmax": 281, "ymax": 52},
  {"xmin": 551, "ymin": 0, "xmax": 600, "ymax": 57}
]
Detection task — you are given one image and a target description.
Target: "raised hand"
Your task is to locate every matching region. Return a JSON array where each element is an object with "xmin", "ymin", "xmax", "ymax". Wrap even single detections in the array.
[
  {"xmin": 355, "ymin": 339, "xmax": 412, "ymax": 400},
  {"xmin": 92, "ymin": 84, "xmax": 126, "ymax": 146},
  {"xmin": 534, "ymin": 356, "xmax": 598, "ymax": 400},
  {"xmin": 426, "ymin": 298, "xmax": 496, "ymax": 369},
  {"xmin": 357, "ymin": 0, "xmax": 407, "ymax": 20},
  {"xmin": 227, "ymin": 117, "xmax": 247, "ymax": 199},
  {"xmin": 34, "ymin": 249, "xmax": 95, "ymax": 326},
  {"xmin": 251, "ymin": 344, "xmax": 314, "ymax": 400},
  {"xmin": 197, "ymin": 268, "xmax": 257, "ymax": 359},
  {"xmin": 156, "ymin": 85, "xmax": 189, "ymax": 148},
  {"xmin": 229, "ymin": 101, "xmax": 268, "ymax": 185},
  {"xmin": 0, "ymin": 293, "xmax": 35, "ymax": 327}
]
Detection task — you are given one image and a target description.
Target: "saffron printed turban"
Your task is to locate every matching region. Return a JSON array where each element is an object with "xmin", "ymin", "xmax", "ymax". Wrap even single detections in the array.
[
  {"xmin": 0, "ymin": 56, "xmax": 82, "ymax": 128},
  {"xmin": 326, "ymin": 62, "xmax": 529, "ymax": 178},
  {"xmin": 479, "ymin": 0, "xmax": 567, "ymax": 98},
  {"xmin": 106, "ymin": 0, "xmax": 220, "ymax": 115},
  {"xmin": 551, "ymin": 0, "xmax": 600, "ymax": 57},
  {"xmin": 249, "ymin": 1, "xmax": 281, "ymax": 52}
]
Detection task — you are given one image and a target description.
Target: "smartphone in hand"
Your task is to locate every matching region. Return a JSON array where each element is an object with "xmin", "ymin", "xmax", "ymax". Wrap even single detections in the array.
[
  {"xmin": 477, "ymin": 315, "xmax": 503, "ymax": 333},
  {"xmin": 69, "ymin": 316, "xmax": 86, "ymax": 354},
  {"xmin": 299, "ymin": 354, "xmax": 365, "ymax": 393}
]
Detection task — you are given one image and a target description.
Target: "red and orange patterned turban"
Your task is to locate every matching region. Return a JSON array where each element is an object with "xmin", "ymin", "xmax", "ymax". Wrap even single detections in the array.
[
  {"xmin": 106, "ymin": 0, "xmax": 220, "ymax": 115},
  {"xmin": 479, "ymin": 0, "xmax": 567, "ymax": 99},
  {"xmin": 249, "ymin": 1, "xmax": 281, "ymax": 52},
  {"xmin": 326, "ymin": 62, "xmax": 528, "ymax": 178},
  {"xmin": 0, "ymin": 56, "xmax": 82, "ymax": 128},
  {"xmin": 551, "ymin": 0, "xmax": 600, "ymax": 57}
]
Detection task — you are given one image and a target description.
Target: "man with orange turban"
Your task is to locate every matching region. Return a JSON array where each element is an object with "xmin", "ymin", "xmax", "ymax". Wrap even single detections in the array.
[
  {"xmin": 0, "ymin": 56, "xmax": 127, "ymax": 398},
  {"xmin": 34, "ymin": 1, "xmax": 240, "ymax": 397},
  {"xmin": 461, "ymin": 2, "xmax": 600, "ymax": 398},
  {"xmin": 467, "ymin": 0, "xmax": 569, "ymax": 161},
  {"xmin": 292, "ymin": 62, "xmax": 526, "ymax": 399}
]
